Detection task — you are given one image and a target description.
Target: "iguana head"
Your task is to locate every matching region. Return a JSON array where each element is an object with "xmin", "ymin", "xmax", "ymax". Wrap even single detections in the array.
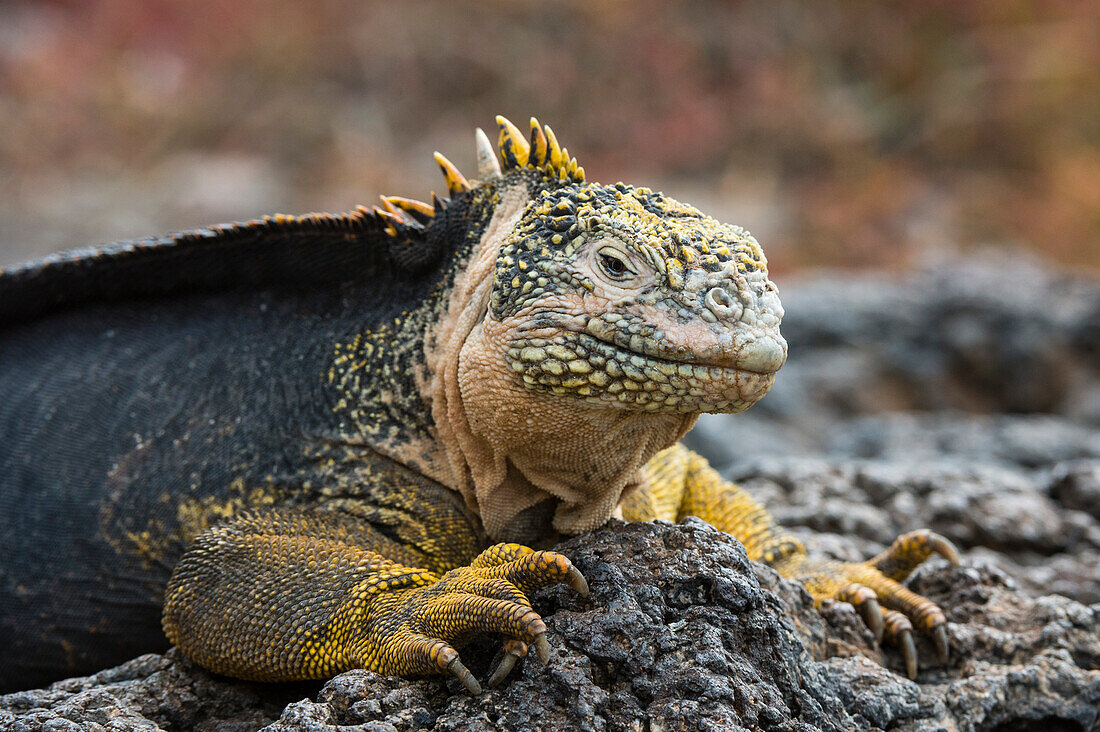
[
  {"xmin": 374, "ymin": 117, "xmax": 786, "ymax": 540},
  {"xmin": 490, "ymin": 182, "xmax": 784, "ymax": 417},
  {"xmin": 478, "ymin": 117, "xmax": 786, "ymax": 418}
]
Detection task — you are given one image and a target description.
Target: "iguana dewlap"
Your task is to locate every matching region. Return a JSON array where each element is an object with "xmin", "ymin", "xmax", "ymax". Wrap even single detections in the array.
[{"xmin": 0, "ymin": 116, "xmax": 956, "ymax": 693}]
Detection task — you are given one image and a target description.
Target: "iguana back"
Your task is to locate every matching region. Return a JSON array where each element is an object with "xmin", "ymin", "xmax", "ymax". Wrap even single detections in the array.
[{"xmin": 0, "ymin": 209, "xmax": 468, "ymax": 688}]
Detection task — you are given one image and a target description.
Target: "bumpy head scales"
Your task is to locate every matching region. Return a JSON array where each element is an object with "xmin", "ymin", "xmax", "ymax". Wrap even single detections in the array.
[
  {"xmin": 408, "ymin": 116, "xmax": 788, "ymax": 541},
  {"xmin": 487, "ymin": 176, "xmax": 786, "ymax": 415}
]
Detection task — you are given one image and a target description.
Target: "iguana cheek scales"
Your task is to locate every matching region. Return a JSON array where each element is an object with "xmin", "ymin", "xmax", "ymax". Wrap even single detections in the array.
[{"xmin": 0, "ymin": 115, "xmax": 956, "ymax": 692}]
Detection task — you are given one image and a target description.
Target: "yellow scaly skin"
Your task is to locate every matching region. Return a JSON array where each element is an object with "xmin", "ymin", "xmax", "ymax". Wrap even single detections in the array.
[
  {"xmin": 163, "ymin": 116, "xmax": 959, "ymax": 691},
  {"xmin": 164, "ymin": 512, "xmax": 585, "ymax": 693}
]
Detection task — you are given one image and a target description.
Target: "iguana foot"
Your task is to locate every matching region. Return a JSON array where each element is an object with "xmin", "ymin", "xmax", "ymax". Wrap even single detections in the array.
[
  {"xmin": 357, "ymin": 543, "xmax": 587, "ymax": 694},
  {"xmin": 774, "ymin": 530, "xmax": 959, "ymax": 679}
]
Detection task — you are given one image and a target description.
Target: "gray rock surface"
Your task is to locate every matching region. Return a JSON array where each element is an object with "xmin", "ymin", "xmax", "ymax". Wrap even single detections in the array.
[
  {"xmin": 0, "ymin": 652, "xmax": 303, "ymax": 731},
  {"xmin": 756, "ymin": 253, "xmax": 1100, "ymax": 422},
  {"xmin": 3, "ymin": 520, "xmax": 1097, "ymax": 731},
  {"xmin": 3, "ymin": 258, "xmax": 1099, "ymax": 731}
]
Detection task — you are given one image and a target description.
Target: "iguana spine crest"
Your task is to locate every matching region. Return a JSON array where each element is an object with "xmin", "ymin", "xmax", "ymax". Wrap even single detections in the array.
[{"xmin": 367, "ymin": 115, "xmax": 585, "ymax": 242}]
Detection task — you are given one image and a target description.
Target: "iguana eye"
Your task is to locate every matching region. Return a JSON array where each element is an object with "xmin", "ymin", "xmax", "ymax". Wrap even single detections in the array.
[{"xmin": 597, "ymin": 249, "xmax": 634, "ymax": 280}]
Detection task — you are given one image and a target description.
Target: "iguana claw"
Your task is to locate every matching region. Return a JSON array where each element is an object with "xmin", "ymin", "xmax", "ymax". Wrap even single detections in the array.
[
  {"xmin": 933, "ymin": 625, "xmax": 950, "ymax": 664},
  {"xmin": 358, "ymin": 543, "xmax": 586, "ymax": 694},
  {"xmin": 565, "ymin": 565, "xmax": 590, "ymax": 597},
  {"xmin": 488, "ymin": 640, "xmax": 527, "ymax": 688},
  {"xmin": 883, "ymin": 610, "xmax": 918, "ymax": 679},
  {"xmin": 448, "ymin": 657, "xmax": 482, "ymax": 695},
  {"xmin": 838, "ymin": 583, "xmax": 884, "ymax": 643},
  {"xmin": 532, "ymin": 634, "xmax": 551, "ymax": 665}
]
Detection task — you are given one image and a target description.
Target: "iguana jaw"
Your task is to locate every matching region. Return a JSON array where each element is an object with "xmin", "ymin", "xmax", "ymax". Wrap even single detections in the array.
[
  {"xmin": 491, "ymin": 284, "xmax": 784, "ymax": 415},
  {"xmin": 458, "ymin": 318, "xmax": 699, "ymax": 539}
]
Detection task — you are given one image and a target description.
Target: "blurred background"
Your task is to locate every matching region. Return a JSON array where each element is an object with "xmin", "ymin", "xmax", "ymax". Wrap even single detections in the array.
[{"xmin": 1, "ymin": 0, "xmax": 1098, "ymax": 273}]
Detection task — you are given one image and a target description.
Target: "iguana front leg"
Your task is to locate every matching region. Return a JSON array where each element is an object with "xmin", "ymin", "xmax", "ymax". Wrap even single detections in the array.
[
  {"xmin": 625, "ymin": 444, "xmax": 958, "ymax": 678},
  {"xmin": 163, "ymin": 510, "xmax": 587, "ymax": 692}
]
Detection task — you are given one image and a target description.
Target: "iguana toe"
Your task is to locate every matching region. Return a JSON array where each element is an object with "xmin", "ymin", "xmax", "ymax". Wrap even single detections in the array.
[
  {"xmin": 479, "ymin": 548, "xmax": 587, "ymax": 598},
  {"xmin": 468, "ymin": 543, "xmax": 589, "ymax": 596},
  {"xmin": 470, "ymin": 542, "xmax": 538, "ymax": 568},
  {"xmin": 883, "ymin": 610, "xmax": 919, "ymax": 679},
  {"xmin": 837, "ymin": 583, "xmax": 884, "ymax": 642},
  {"xmin": 871, "ymin": 529, "xmax": 960, "ymax": 582},
  {"xmin": 418, "ymin": 592, "xmax": 547, "ymax": 642}
]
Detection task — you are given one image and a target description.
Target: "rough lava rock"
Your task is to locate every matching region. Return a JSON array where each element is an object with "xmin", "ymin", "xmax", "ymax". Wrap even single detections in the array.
[
  {"xmin": 3, "ymin": 258, "xmax": 1099, "ymax": 731},
  {"xmin": 262, "ymin": 519, "xmax": 859, "ymax": 732},
  {"xmin": 0, "ymin": 651, "xmax": 310, "ymax": 731},
  {"xmin": 3, "ymin": 520, "xmax": 1097, "ymax": 731}
]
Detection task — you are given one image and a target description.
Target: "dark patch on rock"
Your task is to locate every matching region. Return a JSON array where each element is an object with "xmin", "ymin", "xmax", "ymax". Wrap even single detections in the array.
[{"xmin": 0, "ymin": 650, "xmax": 317, "ymax": 731}]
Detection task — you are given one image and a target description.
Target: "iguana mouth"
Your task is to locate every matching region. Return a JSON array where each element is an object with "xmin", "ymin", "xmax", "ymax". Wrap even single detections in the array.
[
  {"xmin": 505, "ymin": 330, "xmax": 776, "ymax": 414},
  {"xmin": 575, "ymin": 327, "xmax": 776, "ymax": 373},
  {"xmin": 592, "ymin": 332, "xmax": 777, "ymax": 375}
]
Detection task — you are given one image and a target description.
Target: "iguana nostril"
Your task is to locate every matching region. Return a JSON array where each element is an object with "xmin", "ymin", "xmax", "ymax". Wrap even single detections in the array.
[
  {"xmin": 705, "ymin": 287, "xmax": 743, "ymax": 320},
  {"xmin": 705, "ymin": 287, "xmax": 732, "ymax": 311}
]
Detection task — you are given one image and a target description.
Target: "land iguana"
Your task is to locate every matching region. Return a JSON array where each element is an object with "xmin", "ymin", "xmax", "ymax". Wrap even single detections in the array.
[{"xmin": 0, "ymin": 116, "xmax": 958, "ymax": 694}]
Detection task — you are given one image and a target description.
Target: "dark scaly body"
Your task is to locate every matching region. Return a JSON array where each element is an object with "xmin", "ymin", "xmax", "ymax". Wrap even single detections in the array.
[{"xmin": 0, "ymin": 207, "xmax": 489, "ymax": 690}]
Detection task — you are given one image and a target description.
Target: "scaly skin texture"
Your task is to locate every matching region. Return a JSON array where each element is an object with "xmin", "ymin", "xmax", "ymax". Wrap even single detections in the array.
[{"xmin": 0, "ymin": 116, "xmax": 956, "ymax": 693}]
